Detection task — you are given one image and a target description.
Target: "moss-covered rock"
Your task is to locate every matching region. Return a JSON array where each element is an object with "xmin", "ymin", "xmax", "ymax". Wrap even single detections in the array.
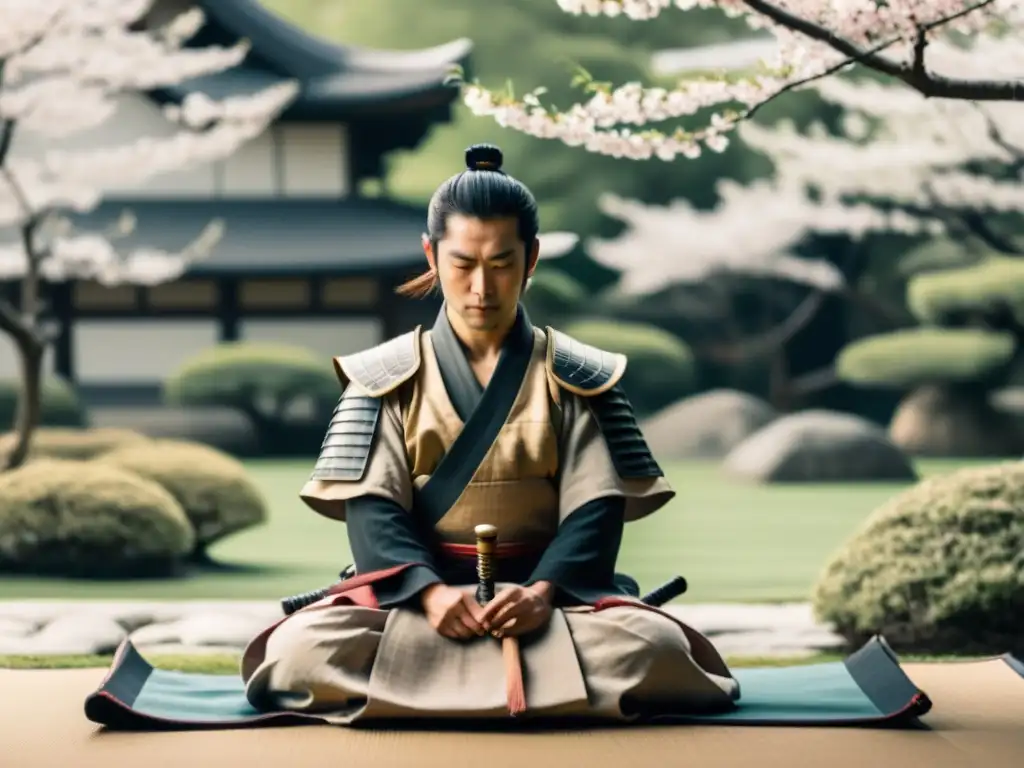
[
  {"xmin": 836, "ymin": 328, "xmax": 1014, "ymax": 388},
  {"xmin": 0, "ymin": 377, "xmax": 87, "ymax": 430},
  {"xmin": 97, "ymin": 440, "xmax": 267, "ymax": 554},
  {"xmin": 0, "ymin": 459, "xmax": 194, "ymax": 577},
  {"xmin": 0, "ymin": 427, "xmax": 150, "ymax": 463},
  {"xmin": 812, "ymin": 462, "xmax": 1024, "ymax": 653},
  {"xmin": 563, "ymin": 319, "xmax": 696, "ymax": 415}
]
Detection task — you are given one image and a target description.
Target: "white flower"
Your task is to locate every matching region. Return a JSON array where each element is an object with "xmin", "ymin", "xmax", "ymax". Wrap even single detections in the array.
[
  {"xmin": 465, "ymin": 3, "xmax": 1021, "ymax": 160},
  {"xmin": 0, "ymin": 1, "xmax": 296, "ymax": 284}
]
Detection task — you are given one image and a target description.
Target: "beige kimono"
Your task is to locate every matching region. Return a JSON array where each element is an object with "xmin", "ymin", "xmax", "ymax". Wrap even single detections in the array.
[{"xmin": 241, "ymin": 323, "xmax": 740, "ymax": 724}]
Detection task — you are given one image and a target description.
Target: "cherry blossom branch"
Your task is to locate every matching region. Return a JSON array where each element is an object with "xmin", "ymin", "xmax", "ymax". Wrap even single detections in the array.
[
  {"xmin": 739, "ymin": 0, "xmax": 1015, "ymax": 100},
  {"xmin": 459, "ymin": 0, "xmax": 1015, "ymax": 160},
  {"xmin": 959, "ymin": 211, "xmax": 1023, "ymax": 255}
]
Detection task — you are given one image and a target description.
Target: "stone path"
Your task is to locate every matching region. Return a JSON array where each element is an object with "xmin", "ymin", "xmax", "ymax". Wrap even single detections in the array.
[{"xmin": 0, "ymin": 600, "xmax": 846, "ymax": 659}]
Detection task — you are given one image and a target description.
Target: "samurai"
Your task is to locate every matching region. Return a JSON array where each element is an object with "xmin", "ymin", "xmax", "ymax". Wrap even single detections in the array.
[{"xmin": 240, "ymin": 143, "xmax": 741, "ymax": 724}]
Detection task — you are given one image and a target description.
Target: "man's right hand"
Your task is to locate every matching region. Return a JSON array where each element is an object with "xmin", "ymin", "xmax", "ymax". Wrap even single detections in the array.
[{"xmin": 420, "ymin": 584, "xmax": 486, "ymax": 640}]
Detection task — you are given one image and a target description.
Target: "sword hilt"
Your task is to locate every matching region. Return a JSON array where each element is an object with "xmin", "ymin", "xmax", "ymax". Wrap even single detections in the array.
[
  {"xmin": 641, "ymin": 575, "xmax": 688, "ymax": 607},
  {"xmin": 474, "ymin": 523, "xmax": 497, "ymax": 605}
]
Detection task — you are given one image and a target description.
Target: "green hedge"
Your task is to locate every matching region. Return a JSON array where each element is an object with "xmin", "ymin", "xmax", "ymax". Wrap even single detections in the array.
[
  {"xmin": 164, "ymin": 343, "xmax": 339, "ymax": 407},
  {"xmin": 523, "ymin": 269, "xmax": 587, "ymax": 324},
  {"xmin": 836, "ymin": 328, "xmax": 1014, "ymax": 388},
  {"xmin": 908, "ymin": 257, "xmax": 1024, "ymax": 325},
  {"xmin": 164, "ymin": 343, "xmax": 339, "ymax": 455},
  {"xmin": 0, "ymin": 377, "xmax": 86, "ymax": 430}
]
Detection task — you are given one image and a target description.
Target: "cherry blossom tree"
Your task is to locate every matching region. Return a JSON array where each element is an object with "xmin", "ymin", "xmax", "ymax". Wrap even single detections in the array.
[
  {"xmin": 0, "ymin": 0, "xmax": 298, "ymax": 470},
  {"xmin": 583, "ymin": 34, "xmax": 1024, "ymax": 408},
  {"xmin": 736, "ymin": 41, "xmax": 1024, "ymax": 257},
  {"xmin": 584, "ymin": 176, "xmax": 933, "ymax": 406},
  {"xmin": 454, "ymin": 0, "xmax": 1022, "ymax": 161},
  {"xmin": 732, "ymin": 46, "xmax": 1024, "ymax": 453}
]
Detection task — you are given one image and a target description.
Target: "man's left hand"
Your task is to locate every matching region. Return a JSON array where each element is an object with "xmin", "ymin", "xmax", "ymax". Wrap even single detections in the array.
[{"xmin": 479, "ymin": 582, "xmax": 554, "ymax": 637}]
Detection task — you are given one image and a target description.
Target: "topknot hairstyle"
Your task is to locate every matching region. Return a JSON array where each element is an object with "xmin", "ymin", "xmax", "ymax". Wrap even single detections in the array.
[{"xmin": 396, "ymin": 144, "xmax": 539, "ymax": 298}]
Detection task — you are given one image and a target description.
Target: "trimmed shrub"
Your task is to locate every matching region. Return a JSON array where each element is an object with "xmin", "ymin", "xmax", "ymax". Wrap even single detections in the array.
[
  {"xmin": 0, "ymin": 459, "xmax": 194, "ymax": 577},
  {"xmin": 523, "ymin": 269, "xmax": 587, "ymax": 325},
  {"xmin": 908, "ymin": 257, "xmax": 1024, "ymax": 324},
  {"xmin": 896, "ymin": 237, "xmax": 985, "ymax": 278},
  {"xmin": 0, "ymin": 377, "xmax": 87, "ymax": 430},
  {"xmin": 836, "ymin": 328, "xmax": 1014, "ymax": 388},
  {"xmin": 164, "ymin": 342, "xmax": 340, "ymax": 455},
  {"xmin": 812, "ymin": 462, "xmax": 1024, "ymax": 653},
  {"xmin": 0, "ymin": 427, "xmax": 150, "ymax": 463},
  {"xmin": 563, "ymin": 319, "xmax": 696, "ymax": 415},
  {"xmin": 164, "ymin": 342, "xmax": 339, "ymax": 410},
  {"xmin": 98, "ymin": 439, "xmax": 267, "ymax": 554}
]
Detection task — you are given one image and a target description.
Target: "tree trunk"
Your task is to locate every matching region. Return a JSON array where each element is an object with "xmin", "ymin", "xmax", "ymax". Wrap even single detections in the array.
[
  {"xmin": 3, "ymin": 333, "xmax": 45, "ymax": 471},
  {"xmin": 767, "ymin": 350, "xmax": 792, "ymax": 412}
]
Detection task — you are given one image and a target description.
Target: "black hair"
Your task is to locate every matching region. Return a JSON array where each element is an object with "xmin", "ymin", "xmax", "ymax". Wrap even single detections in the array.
[{"xmin": 397, "ymin": 144, "xmax": 539, "ymax": 298}]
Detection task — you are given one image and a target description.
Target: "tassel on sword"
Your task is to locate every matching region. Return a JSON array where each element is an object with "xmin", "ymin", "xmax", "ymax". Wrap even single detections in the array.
[{"xmin": 474, "ymin": 523, "xmax": 527, "ymax": 718}]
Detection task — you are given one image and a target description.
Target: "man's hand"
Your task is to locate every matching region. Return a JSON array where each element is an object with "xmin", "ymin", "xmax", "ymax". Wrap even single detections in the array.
[
  {"xmin": 480, "ymin": 582, "xmax": 554, "ymax": 638},
  {"xmin": 420, "ymin": 584, "xmax": 486, "ymax": 640}
]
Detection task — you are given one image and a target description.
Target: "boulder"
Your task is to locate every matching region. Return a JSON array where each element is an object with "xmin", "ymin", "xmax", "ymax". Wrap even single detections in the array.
[
  {"xmin": 889, "ymin": 385, "xmax": 1022, "ymax": 457},
  {"xmin": 641, "ymin": 389, "xmax": 778, "ymax": 460},
  {"xmin": 723, "ymin": 409, "xmax": 917, "ymax": 483}
]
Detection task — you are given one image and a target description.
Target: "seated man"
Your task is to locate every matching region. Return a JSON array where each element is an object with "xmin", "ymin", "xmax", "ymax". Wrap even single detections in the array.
[{"xmin": 241, "ymin": 144, "xmax": 740, "ymax": 725}]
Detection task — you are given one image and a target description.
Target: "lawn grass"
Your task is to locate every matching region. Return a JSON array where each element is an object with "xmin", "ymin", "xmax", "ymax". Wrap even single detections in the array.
[
  {"xmin": 0, "ymin": 458, "xmax": 985, "ymax": 603},
  {"xmin": 0, "ymin": 650, "xmax": 982, "ymax": 672}
]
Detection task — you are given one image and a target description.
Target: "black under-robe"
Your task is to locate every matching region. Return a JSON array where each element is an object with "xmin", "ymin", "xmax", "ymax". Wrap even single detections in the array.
[{"xmin": 346, "ymin": 493, "xmax": 636, "ymax": 609}]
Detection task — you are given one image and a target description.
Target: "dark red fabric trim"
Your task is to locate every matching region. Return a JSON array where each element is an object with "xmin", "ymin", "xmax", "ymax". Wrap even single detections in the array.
[{"xmin": 438, "ymin": 541, "xmax": 544, "ymax": 559}]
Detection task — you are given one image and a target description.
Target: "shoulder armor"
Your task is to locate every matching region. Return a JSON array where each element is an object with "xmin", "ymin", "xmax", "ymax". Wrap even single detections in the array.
[
  {"xmin": 333, "ymin": 327, "xmax": 421, "ymax": 398},
  {"xmin": 587, "ymin": 384, "xmax": 664, "ymax": 480},
  {"xmin": 545, "ymin": 327, "xmax": 626, "ymax": 396},
  {"xmin": 309, "ymin": 387, "xmax": 382, "ymax": 482}
]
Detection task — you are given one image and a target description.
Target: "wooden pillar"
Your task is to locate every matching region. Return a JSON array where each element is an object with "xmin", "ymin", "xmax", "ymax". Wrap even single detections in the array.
[
  {"xmin": 378, "ymin": 273, "xmax": 401, "ymax": 341},
  {"xmin": 50, "ymin": 282, "xmax": 74, "ymax": 382},
  {"xmin": 218, "ymin": 277, "xmax": 239, "ymax": 342}
]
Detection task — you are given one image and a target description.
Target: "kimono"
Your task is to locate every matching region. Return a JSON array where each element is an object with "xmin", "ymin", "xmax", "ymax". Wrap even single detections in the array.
[{"xmin": 240, "ymin": 305, "xmax": 740, "ymax": 725}]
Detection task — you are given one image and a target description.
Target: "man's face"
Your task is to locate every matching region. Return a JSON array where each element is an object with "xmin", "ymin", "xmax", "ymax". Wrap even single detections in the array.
[{"xmin": 426, "ymin": 214, "xmax": 537, "ymax": 332}]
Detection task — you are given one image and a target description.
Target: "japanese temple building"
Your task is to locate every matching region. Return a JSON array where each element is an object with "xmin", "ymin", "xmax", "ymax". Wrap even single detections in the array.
[{"xmin": 0, "ymin": 0, "xmax": 472, "ymax": 404}]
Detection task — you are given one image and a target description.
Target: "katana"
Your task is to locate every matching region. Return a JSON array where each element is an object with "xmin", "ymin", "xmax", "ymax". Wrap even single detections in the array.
[{"xmin": 474, "ymin": 523, "xmax": 526, "ymax": 717}]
